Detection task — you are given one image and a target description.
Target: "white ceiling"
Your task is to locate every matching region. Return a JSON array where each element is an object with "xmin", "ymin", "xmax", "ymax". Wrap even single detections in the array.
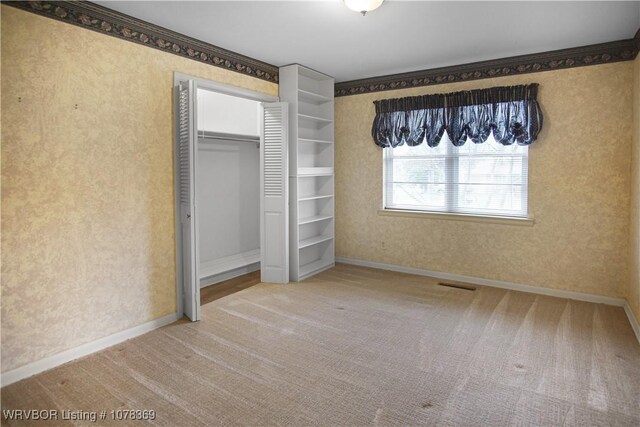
[{"xmin": 96, "ymin": 1, "xmax": 640, "ymax": 82}]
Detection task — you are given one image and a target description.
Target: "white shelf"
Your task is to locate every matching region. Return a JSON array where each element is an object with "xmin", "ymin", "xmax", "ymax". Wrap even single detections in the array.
[
  {"xmin": 299, "ymin": 258, "xmax": 334, "ymax": 279},
  {"xmin": 298, "ymin": 89, "xmax": 332, "ymax": 104},
  {"xmin": 299, "ymin": 138, "xmax": 333, "ymax": 144},
  {"xmin": 299, "ymin": 214, "xmax": 333, "ymax": 225},
  {"xmin": 298, "ymin": 167, "xmax": 334, "ymax": 176},
  {"xmin": 199, "ymin": 249, "xmax": 260, "ymax": 279},
  {"xmin": 299, "ymin": 234, "xmax": 334, "ymax": 249},
  {"xmin": 298, "ymin": 113, "xmax": 333, "ymax": 125},
  {"xmin": 299, "ymin": 194, "xmax": 333, "ymax": 202}
]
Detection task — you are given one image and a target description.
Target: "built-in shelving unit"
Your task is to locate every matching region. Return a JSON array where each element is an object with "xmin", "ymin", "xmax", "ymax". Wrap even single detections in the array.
[{"xmin": 279, "ymin": 64, "xmax": 335, "ymax": 281}]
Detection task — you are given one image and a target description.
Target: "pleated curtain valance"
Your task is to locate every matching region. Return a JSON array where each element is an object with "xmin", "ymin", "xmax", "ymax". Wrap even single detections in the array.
[{"xmin": 371, "ymin": 84, "xmax": 543, "ymax": 148}]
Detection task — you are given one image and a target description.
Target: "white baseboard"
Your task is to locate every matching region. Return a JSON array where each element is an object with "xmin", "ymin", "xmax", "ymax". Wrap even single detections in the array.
[
  {"xmin": 624, "ymin": 302, "xmax": 640, "ymax": 344},
  {"xmin": 336, "ymin": 257, "xmax": 640, "ymax": 344},
  {"xmin": 1, "ymin": 312, "xmax": 179, "ymax": 388},
  {"xmin": 336, "ymin": 257, "xmax": 627, "ymax": 306}
]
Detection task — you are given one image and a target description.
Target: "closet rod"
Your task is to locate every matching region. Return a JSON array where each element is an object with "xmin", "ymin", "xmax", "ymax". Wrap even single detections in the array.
[{"xmin": 198, "ymin": 130, "xmax": 260, "ymax": 144}]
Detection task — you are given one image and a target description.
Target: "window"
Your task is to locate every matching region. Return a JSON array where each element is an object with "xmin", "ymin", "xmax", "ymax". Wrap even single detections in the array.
[{"xmin": 383, "ymin": 134, "xmax": 528, "ymax": 218}]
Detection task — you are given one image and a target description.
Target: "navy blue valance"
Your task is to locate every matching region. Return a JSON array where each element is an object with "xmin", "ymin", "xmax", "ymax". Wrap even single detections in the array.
[{"xmin": 371, "ymin": 84, "xmax": 543, "ymax": 148}]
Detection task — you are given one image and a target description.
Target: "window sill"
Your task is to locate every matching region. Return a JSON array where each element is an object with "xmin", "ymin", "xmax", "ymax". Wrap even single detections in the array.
[{"xmin": 377, "ymin": 209, "xmax": 535, "ymax": 226}]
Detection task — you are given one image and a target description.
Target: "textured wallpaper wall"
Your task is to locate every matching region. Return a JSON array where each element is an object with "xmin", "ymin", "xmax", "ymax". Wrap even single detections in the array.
[
  {"xmin": 0, "ymin": 7, "xmax": 277, "ymax": 372},
  {"xmin": 630, "ymin": 56, "xmax": 640, "ymax": 321},
  {"xmin": 335, "ymin": 62, "xmax": 633, "ymax": 299},
  {"xmin": 2, "ymin": 5, "xmax": 637, "ymax": 375}
]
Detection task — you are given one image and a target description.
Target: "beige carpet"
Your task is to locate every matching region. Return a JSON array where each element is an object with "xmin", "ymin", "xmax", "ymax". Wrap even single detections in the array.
[{"xmin": 2, "ymin": 264, "xmax": 640, "ymax": 426}]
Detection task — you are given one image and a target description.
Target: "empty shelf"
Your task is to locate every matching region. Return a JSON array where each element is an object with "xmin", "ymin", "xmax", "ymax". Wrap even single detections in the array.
[
  {"xmin": 299, "ymin": 258, "xmax": 334, "ymax": 279},
  {"xmin": 299, "ymin": 138, "xmax": 333, "ymax": 144},
  {"xmin": 298, "ymin": 113, "xmax": 333, "ymax": 125},
  {"xmin": 298, "ymin": 167, "xmax": 334, "ymax": 176},
  {"xmin": 298, "ymin": 89, "xmax": 332, "ymax": 104},
  {"xmin": 199, "ymin": 249, "xmax": 260, "ymax": 279},
  {"xmin": 298, "ymin": 194, "xmax": 333, "ymax": 202},
  {"xmin": 299, "ymin": 215, "xmax": 333, "ymax": 225},
  {"xmin": 299, "ymin": 235, "xmax": 334, "ymax": 249}
]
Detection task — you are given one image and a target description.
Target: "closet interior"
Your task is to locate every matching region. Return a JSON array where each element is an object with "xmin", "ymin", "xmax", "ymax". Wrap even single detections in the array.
[{"xmin": 196, "ymin": 88, "xmax": 262, "ymax": 287}]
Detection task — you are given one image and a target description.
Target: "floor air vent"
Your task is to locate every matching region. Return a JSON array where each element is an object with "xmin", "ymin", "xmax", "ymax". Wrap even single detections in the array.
[{"xmin": 438, "ymin": 282, "xmax": 476, "ymax": 291}]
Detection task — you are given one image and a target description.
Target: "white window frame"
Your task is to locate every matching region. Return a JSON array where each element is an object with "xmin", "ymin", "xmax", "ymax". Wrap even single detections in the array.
[{"xmin": 382, "ymin": 139, "xmax": 530, "ymax": 221}]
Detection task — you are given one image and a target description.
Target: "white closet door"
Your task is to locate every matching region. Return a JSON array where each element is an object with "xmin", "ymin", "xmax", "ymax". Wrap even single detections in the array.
[
  {"xmin": 260, "ymin": 102, "xmax": 289, "ymax": 283},
  {"xmin": 176, "ymin": 79, "xmax": 200, "ymax": 320}
]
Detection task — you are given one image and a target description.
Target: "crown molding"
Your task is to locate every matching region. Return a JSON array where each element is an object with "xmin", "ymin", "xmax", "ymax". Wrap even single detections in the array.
[
  {"xmin": 3, "ymin": 0, "xmax": 279, "ymax": 83},
  {"xmin": 335, "ymin": 38, "xmax": 639, "ymax": 97}
]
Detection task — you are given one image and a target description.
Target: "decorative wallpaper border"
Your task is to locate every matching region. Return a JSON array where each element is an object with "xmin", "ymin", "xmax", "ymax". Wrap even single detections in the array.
[
  {"xmin": 334, "ymin": 39, "xmax": 639, "ymax": 97},
  {"xmin": 5, "ymin": 1, "xmax": 639, "ymax": 94},
  {"xmin": 4, "ymin": 0, "xmax": 279, "ymax": 83}
]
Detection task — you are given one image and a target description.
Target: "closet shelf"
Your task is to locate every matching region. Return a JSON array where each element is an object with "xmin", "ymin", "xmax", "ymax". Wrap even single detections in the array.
[
  {"xmin": 299, "ymin": 258, "xmax": 334, "ymax": 279},
  {"xmin": 199, "ymin": 249, "xmax": 260, "ymax": 279},
  {"xmin": 298, "ymin": 194, "xmax": 333, "ymax": 202},
  {"xmin": 198, "ymin": 130, "xmax": 260, "ymax": 143},
  {"xmin": 298, "ymin": 89, "xmax": 332, "ymax": 104},
  {"xmin": 298, "ymin": 138, "xmax": 333, "ymax": 144},
  {"xmin": 298, "ymin": 167, "xmax": 334, "ymax": 176},
  {"xmin": 298, "ymin": 113, "xmax": 333, "ymax": 125},
  {"xmin": 299, "ymin": 234, "xmax": 334, "ymax": 249},
  {"xmin": 298, "ymin": 214, "xmax": 333, "ymax": 225}
]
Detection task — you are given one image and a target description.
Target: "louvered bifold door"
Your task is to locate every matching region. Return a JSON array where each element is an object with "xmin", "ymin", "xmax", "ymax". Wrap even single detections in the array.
[
  {"xmin": 176, "ymin": 80, "xmax": 200, "ymax": 320},
  {"xmin": 260, "ymin": 102, "xmax": 289, "ymax": 283}
]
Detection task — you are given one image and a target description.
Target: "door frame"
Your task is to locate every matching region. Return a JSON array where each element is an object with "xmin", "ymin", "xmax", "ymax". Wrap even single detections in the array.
[{"xmin": 172, "ymin": 72, "xmax": 278, "ymax": 319}]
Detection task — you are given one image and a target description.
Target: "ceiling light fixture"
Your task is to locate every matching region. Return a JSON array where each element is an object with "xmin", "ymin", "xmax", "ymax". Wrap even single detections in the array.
[{"xmin": 344, "ymin": 0, "xmax": 384, "ymax": 16}]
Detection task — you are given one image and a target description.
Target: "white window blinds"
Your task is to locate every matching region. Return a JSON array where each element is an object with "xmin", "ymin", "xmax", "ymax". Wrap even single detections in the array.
[{"xmin": 383, "ymin": 134, "xmax": 528, "ymax": 218}]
